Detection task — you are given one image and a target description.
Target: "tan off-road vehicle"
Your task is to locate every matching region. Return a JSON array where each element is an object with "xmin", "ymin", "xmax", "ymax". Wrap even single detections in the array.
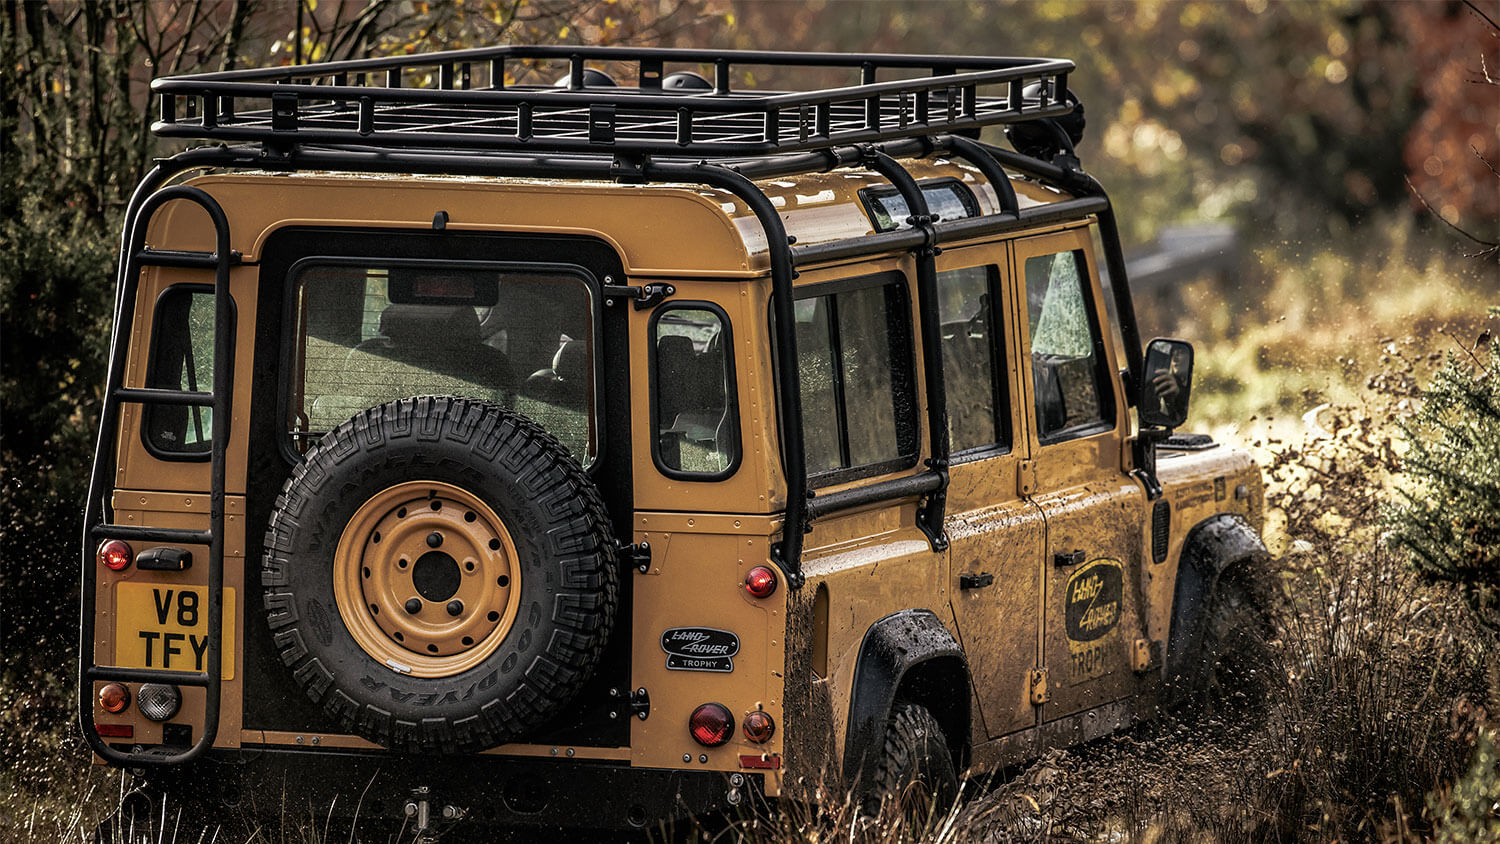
[{"xmin": 81, "ymin": 46, "xmax": 1267, "ymax": 833}]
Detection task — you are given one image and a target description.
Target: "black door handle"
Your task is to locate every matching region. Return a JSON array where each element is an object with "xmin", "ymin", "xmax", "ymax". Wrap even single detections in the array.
[
  {"xmin": 1053, "ymin": 549, "xmax": 1086, "ymax": 567},
  {"xmin": 959, "ymin": 572, "xmax": 995, "ymax": 589}
]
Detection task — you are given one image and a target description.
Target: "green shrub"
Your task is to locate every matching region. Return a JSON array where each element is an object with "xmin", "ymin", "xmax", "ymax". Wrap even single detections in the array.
[{"xmin": 1386, "ymin": 309, "xmax": 1500, "ymax": 634}]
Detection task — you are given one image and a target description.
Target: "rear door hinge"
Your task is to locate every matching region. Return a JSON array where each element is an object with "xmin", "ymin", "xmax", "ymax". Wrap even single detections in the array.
[
  {"xmin": 1029, "ymin": 668, "xmax": 1050, "ymax": 705},
  {"xmin": 603, "ymin": 279, "xmax": 675, "ymax": 310},
  {"xmin": 622, "ymin": 541, "xmax": 652, "ymax": 574},
  {"xmin": 1017, "ymin": 459, "xmax": 1037, "ymax": 497},
  {"xmin": 609, "ymin": 686, "xmax": 650, "ymax": 721}
]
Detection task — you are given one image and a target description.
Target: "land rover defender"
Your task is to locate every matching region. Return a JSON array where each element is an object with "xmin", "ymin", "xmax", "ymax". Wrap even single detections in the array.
[{"xmin": 81, "ymin": 45, "xmax": 1267, "ymax": 832}]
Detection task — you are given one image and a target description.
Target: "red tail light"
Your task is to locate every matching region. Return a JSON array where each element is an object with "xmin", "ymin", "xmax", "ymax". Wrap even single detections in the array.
[
  {"xmin": 689, "ymin": 702, "xmax": 734, "ymax": 747},
  {"xmin": 98, "ymin": 539, "xmax": 133, "ymax": 572},
  {"xmin": 96, "ymin": 723, "xmax": 134, "ymax": 738},
  {"xmin": 743, "ymin": 710, "xmax": 776, "ymax": 743},
  {"xmin": 744, "ymin": 566, "xmax": 778, "ymax": 599}
]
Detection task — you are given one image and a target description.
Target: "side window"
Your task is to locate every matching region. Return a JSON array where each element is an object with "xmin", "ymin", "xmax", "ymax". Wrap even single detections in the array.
[
  {"xmin": 795, "ymin": 277, "xmax": 918, "ymax": 483},
  {"xmin": 936, "ymin": 265, "xmax": 1008, "ymax": 454},
  {"xmin": 1024, "ymin": 249, "xmax": 1113, "ymax": 441},
  {"xmin": 651, "ymin": 304, "xmax": 738, "ymax": 477},
  {"xmin": 144, "ymin": 286, "xmax": 216, "ymax": 457}
]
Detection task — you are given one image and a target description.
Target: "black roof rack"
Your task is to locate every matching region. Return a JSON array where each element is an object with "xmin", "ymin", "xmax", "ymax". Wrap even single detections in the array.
[{"xmin": 151, "ymin": 45, "xmax": 1075, "ymax": 157}]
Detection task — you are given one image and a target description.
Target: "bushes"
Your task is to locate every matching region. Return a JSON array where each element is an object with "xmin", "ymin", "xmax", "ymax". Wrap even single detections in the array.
[{"xmin": 1386, "ymin": 313, "xmax": 1500, "ymax": 634}]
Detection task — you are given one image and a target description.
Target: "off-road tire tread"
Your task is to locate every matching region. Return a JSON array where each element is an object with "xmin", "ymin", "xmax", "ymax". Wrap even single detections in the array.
[
  {"xmin": 261, "ymin": 396, "xmax": 617, "ymax": 754},
  {"xmin": 861, "ymin": 700, "xmax": 959, "ymax": 819}
]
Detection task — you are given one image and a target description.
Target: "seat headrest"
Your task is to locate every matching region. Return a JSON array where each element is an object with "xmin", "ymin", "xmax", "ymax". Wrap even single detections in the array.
[{"xmin": 379, "ymin": 305, "xmax": 480, "ymax": 346}]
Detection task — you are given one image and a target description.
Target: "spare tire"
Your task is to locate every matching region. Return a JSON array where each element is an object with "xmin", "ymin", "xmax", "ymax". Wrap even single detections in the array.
[{"xmin": 262, "ymin": 396, "xmax": 617, "ymax": 753}]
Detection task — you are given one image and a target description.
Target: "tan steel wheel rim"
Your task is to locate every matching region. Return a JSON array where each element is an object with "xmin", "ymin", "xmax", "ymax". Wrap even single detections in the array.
[{"xmin": 333, "ymin": 481, "xmax": 522, "ymax": 678}]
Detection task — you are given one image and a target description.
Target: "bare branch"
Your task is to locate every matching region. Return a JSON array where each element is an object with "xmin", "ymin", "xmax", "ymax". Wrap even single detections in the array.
[
  {"xmin": 1462, "ymin": 0, "xmax": 1500, "ymax": 34},
  {"xmin": 1405, "ymin": 175, "xmax": 1500, "ymax": 260}
]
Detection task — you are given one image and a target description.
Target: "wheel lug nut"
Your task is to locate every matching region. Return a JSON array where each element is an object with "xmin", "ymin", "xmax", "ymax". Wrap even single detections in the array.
[
  {"xmin": 427, "ymin": 532, "xmax": 443, "ymax": 548},
  {"xmin": 446, "ymin": 600, "xmax": 464, "ymax": 616},
  {"xmin": 405, "ymin": 598, "xmax": 422, "ymax": 614}
]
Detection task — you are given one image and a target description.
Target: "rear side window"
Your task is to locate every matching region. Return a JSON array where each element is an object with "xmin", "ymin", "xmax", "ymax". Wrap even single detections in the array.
[
  {"xmin": 1024, "ymin": 249, "xmax": 1113, "ymax": 441},
  {"xmin": 288, "ymin": 261, "xmax": 598, "ymax": 465},
  {"xmin": 144, "ymin": 286, "xmax": 217, "ymax": 457},
  {"xmin": 794, "ymin": 276, "xmax": 918, "ymax": 483},
  {"xmin": 936, "ymin": 265, "xmax": 1009, "ymax": 454},
  {"xmin": 651, "ymin": 304, "xmax": 739, "ymax": 478}
]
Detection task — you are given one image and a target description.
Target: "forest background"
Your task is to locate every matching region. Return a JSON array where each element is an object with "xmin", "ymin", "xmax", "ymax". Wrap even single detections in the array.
[{"xmin": 2, "ymin": 1, "xmax": 1497, "ymax": 841}]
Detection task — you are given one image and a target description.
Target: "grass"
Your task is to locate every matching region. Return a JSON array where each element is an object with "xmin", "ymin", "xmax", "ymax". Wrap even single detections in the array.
[{"xmin": 4, "ymin": 222, "xmax": 1496, "ymax": 843}]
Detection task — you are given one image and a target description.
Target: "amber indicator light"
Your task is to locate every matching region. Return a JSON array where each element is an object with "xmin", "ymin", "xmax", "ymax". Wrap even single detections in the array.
[
  {"xmin": 689, "ymin": 702, "xmax": 734, "ymax": 747},
  {"xmin": 98, "ymin": 539, "xmax": 133, "ymax": 572},
  {"xmin": 743, "ymin": 710, "xmax": 776, "ymax": 743},
  {"xmin": 99, "ymin": 683, "xmax": 131, "ymax": 714},
  {"xmin": 744, "ymin": 566, "xmax": 777, "ymax": 599}
]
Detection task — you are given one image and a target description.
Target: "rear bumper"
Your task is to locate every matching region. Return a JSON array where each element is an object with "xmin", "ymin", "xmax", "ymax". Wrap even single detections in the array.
[{"xmin": 144, "ymin": 746, "xmax": 760, "ymax": 830}]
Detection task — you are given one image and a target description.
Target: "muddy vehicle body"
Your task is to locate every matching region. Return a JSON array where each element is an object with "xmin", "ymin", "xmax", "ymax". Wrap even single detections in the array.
[{"xmin": 81, "ymin": 46, "xmax": 1266, "ymax": 831}]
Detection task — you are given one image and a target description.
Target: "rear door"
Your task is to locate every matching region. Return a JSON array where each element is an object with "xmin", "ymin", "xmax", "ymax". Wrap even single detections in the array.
[{"xmin": 1013, "ymin": 227, "xmax": 1148, "ymax": 722}]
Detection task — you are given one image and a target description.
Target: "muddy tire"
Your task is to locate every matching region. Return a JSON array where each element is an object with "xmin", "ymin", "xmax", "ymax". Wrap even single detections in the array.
[
  {"xmin": 859, "ymin": 701, "xmax": 960, "ymax": 821},
  {"xmin": 1173, "ymin": 561, "xmax": 1271, "ymax": 709},
  {"xmin": 262, "ymin": 396, "xmax": 617, "ymax": 754}
]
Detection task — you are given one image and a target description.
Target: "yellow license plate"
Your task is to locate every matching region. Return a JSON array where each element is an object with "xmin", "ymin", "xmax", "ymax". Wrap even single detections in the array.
[{"xmin": 115, "ymin": 582, "xmax": 235, "ymax": 679}]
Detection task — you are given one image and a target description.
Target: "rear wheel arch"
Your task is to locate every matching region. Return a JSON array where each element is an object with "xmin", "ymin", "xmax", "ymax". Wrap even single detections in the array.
[{"xmin": 842, "ymin": 609, "xmax": 971, "ymax": 787}]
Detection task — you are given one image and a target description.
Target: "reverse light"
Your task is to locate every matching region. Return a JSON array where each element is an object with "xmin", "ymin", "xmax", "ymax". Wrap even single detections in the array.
[
  {"xmin": 98, "ymin": 539, "xmax": 133, "ymax": 572},
  {"xmin": 689, "ymin": 702, "xmax": 734, "ymax": 747},
  {"xmin": 137, "ymin": 683, "xmax": 182, "ymax": 722},
  {"xmin": 743, "ymin": 710, "xmax": 776, "ymax": 743},
  {"xmin": 99, "ymin": 683, "xmax": 130, "ymax": 714},
  {"xmin": 744, "ymin": 566, "xmax": 778, "ymax": 599}
]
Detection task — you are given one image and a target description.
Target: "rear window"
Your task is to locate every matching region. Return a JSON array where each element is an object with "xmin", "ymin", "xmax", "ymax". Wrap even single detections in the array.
[{"xmin": 288, "ymin": 260, "xmax": 598, "ymax": 466}]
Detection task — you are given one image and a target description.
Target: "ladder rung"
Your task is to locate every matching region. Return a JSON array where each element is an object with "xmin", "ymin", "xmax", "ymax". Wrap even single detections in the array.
[
  {"xmin": 87, "ymin": 665, "xmax": 212, "ymax": 687},
  {"xmin": 115, "ymin": 386, "xmax": 215, "ymax": 407},
  {"xmin": 92, "ymin": 524, "xmax": 213, "ymax": 544},
  {"xmin": 136, "ymin": 249, "xmax": 241, "ymax": 269}
]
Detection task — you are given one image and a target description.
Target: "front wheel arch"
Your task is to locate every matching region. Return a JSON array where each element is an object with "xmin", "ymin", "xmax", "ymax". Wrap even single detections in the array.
[{"xmin": 1164, "ymin": 513, "xmax": 1270, "ymax": 702}]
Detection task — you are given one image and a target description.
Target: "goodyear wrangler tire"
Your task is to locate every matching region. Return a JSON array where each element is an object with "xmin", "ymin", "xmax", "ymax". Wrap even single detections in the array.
[
  {"xmin": 859, "ymin": 701, "xmax": 960, "ymax": 821},
  {"xmin": 262, "ymin": 396, "xmax": 617, "ymax": 754}
]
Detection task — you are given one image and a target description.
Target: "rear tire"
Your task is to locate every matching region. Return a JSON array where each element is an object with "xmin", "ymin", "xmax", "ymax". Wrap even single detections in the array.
[{"xmin": 859, "ymin": 701, "xmax": 960, "ymax": 822}]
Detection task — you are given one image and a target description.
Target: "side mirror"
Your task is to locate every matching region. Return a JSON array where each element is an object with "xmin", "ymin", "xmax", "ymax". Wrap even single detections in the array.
[{"xmin": 1139, "ymin": 338, "xmax": 1194, "ymax": 429}]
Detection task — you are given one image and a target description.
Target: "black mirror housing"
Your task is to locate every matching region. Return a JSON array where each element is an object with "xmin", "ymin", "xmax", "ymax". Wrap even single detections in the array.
[{"xmin": 1139, "ymin": 338, "xmax": 1194, "ymax": 429}]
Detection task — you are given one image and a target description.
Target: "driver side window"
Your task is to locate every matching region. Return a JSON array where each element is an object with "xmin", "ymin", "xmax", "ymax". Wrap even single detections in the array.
[{"xmin": 1024, "ymin": 249, "xmax": 1113, "ymax": 441}]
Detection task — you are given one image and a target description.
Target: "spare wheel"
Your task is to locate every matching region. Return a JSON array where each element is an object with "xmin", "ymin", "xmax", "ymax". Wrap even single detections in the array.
[{"xmin": 262, "ymin": 396, "xmax": 618, "ymax": 754}]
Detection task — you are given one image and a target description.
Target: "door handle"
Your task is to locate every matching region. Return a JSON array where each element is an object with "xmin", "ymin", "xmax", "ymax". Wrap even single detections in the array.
[
  {"xmin": 959, "ymin": 572, "xmax": 995, "ymax": 589},
  {"xmin": 1053, "ymin": 549, "xmax": 1086, "ymax": 567}
]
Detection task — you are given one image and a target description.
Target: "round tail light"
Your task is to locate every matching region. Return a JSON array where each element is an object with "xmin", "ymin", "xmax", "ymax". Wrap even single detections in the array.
[
  {"xmin": 743, "ymin": 710, "xmax": 776, "ymax": 743},
  {"xmin": 98, "ymin": 540, "xmax": 133, "ymax": 572},
  {"xmin": 689, "ymin": 702, "xmax": 734, "ymax": 747},
  {"xmin": 744, "ymin": 566, "xmax": 778, "ymax": 599},
  {"xmin": 137, "ymin": 684, "xmax": 182, "ymax": 722},
  {"xmin": 99, "ymin": 683, "xmax": 131, "ymax": 714}
]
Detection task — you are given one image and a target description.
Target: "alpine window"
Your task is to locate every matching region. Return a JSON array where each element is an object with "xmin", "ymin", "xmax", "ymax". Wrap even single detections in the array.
[{"xmin": 860, "ymin": 178, "xmax": 979, "ymax": 233}]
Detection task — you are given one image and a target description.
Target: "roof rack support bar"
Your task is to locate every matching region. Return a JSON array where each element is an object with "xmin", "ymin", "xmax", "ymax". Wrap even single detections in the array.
[
  {"xmin": 714, "ymin": 59, "xmax": 730, "ymax": 95},
  {"xmin": 489, "ymin": 58, "xmax": 504, "ymax": 89},
  {"xmin": 864, "ymin": 149, "xmax": 949, "ymax": 552},
  {"xmin": 651, "ymin": 161, "xmax": 809, "ymax": 586}
]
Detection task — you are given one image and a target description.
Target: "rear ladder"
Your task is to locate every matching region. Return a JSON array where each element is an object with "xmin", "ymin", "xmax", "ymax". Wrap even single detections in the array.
[{"xmin": 79, "ymin": 185, "xmax": 239, "ymax": 766}]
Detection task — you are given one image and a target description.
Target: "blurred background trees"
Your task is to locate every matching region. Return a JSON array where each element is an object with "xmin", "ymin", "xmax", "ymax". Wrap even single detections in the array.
[{"xmin": 2, "ymin": 0, "xmax": 1496, "ymax": 670}]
